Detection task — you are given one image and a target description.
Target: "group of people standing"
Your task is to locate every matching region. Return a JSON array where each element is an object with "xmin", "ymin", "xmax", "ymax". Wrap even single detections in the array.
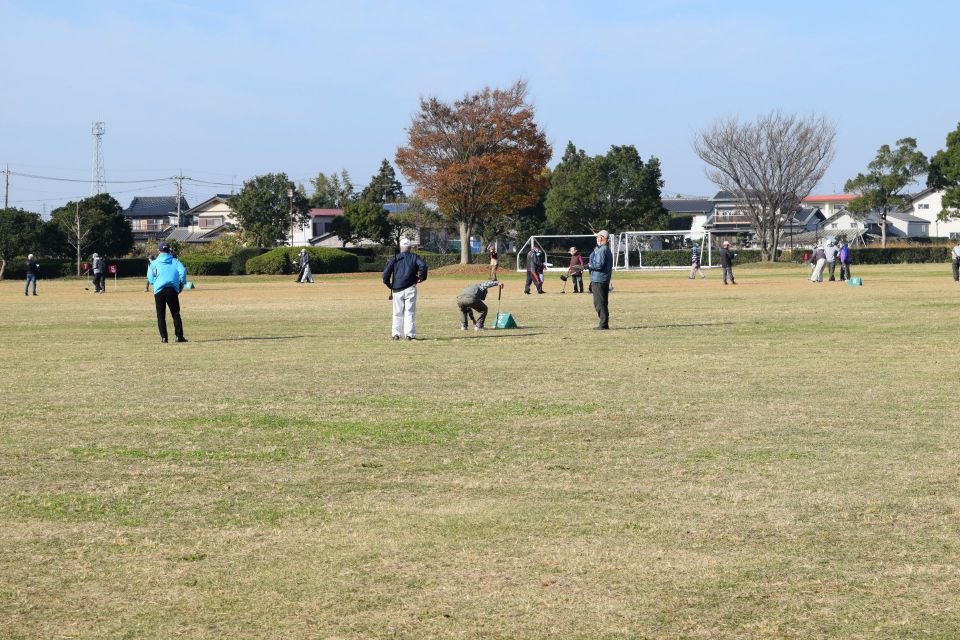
[{"xmin": 808, "ymin": 239, "xmax": 852, "ymax": 283}]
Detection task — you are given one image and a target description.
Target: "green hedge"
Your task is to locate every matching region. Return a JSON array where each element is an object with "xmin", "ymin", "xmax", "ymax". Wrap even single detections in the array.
[
  {"xmin": 179, "ymin": 254, "xmax": 232, "ymax": 275},
  {"xmin": 229, "ymin": 247, "xmax": 269, "ymax": 275},
  {"xmin": 2, "ymin": 259, "xmax": 73, "ymax": 279},
  {"xmin": 779, "ymin": 246, "xmax": 953, "ymax": 264},
  {"xmin": 245, "ymin": 247, "xmax": 360, "ymax": 275}
]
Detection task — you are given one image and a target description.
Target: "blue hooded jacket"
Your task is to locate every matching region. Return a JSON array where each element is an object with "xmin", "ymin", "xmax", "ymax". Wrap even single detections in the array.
[{"xmin": 147, "ymin": 252, "xmax": 187, "ymax": 294}]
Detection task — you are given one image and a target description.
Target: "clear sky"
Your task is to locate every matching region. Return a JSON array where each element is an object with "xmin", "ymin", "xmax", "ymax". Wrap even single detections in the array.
[{"xmin": 2, "ymin": 0, "xmax": 959, "ymax": 213}]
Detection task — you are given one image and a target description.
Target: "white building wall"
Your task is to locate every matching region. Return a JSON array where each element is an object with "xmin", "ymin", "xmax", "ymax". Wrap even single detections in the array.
[{"xmin": 909, "ymin": 189, "xmax": 960, "ymax": 239}]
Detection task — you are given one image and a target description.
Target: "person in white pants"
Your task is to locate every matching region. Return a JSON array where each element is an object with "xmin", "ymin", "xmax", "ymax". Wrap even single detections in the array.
[
  {"xmin": 808, "ymin": 245, "xmax": 827, "ymax": 282},
  {"xmin": 382, "ymin": 238, "xmax": 429, "ymax": 340}
]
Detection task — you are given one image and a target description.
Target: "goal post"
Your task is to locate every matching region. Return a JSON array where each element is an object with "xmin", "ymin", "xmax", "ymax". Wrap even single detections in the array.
[
  {"xmin": 515, "ymin": 235, "xmax": 604, "ymax": 272},
  {"xmin": 614, "ymin": 230, "xmax": 713, "ymax": 270}
]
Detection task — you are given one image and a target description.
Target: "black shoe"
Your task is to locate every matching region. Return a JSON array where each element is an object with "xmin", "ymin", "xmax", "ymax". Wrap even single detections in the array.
[
  {"xmin": 161, "ymin": 338, "xmax": 168, "ymax": 343},
  {"xmin": 32, "ymin": 293, "xmax": 38, "ymax": 296},
  {"xmin": 524, "ymin": 291, "xmax": 530, "ymax": 295},
  {"xmin": 593, "ymin": 325, "xmax": 609, "ymax": 330},
  {"xmin": 405, "ymin": 336, "xmax": 415, "ymax": 341},
  {"xmin": 391, "ymin": 335, "xmax": 401, "ymax": 341},
  {"xmin": 175, "ymin": 337, "xmax": 188, "ymax": 343}
]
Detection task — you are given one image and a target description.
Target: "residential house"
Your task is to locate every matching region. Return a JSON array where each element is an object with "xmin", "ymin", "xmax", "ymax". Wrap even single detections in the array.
[
  {"xmin": 173, "ymin": 194, "xmax": 238, "ymax": 243},
  {"xmin": 662, "ymin": 196, "xmax": 714, "ymax": 235},
  {"xmin": 907, "ymin": 188, "xmax": 960, "ymax": 240},
  {"xmin": 123, "ymin": 196, "xmax": 190, "ymax": 242},
  {"xmin": 801, "ymin": 194, "xmax": 859, "ymax": 217},
  {"xmin": 291, "ymin": 208, "xmax": 344, "ymax": 246}
]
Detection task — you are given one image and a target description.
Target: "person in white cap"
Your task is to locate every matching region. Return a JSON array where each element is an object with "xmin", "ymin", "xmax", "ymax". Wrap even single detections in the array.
[
  {"xmin": 297, "ymin": 249, "xmax": 314, "ymax": 283},
  {"xmin": 91, "ymin": 253, "xmax": 105, "ymax": 294},
  {"xmin": 585, "ymin": 230, "xmax": 613, "ymax": 329},
  {"xmin": 823, "ymin": 239, "xmax": 839, "ymax": 281},
  {"xmin": 382, "ymin": 238, "xmax": 428, "ymax": 340},
  {"xmin": 24, "ymin": 254, "xmax": 39, "ymax": 296}
]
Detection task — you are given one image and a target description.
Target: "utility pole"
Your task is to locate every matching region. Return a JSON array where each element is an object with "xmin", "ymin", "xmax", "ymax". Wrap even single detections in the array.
[
  {"xmin": 3, "ymin": 164, "xmax": 8, "ymax": 209},
  {"xmin": 174, "ymin": 171, "xmax": 185, "ymax": 226},
  {"xmin": 91, "ymin": 122, "xmax": 105, "ymax": 195}
]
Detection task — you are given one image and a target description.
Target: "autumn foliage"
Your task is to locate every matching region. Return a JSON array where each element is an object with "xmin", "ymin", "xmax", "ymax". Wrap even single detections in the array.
[{"xmin": 396, "ymin": 81, "xmax": 551, "ymax": 263}]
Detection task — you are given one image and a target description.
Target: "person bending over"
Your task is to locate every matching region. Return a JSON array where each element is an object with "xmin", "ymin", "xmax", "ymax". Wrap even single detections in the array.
[{"xmin": 456, "ymin": 280, "xmax": 503, "ymax": 331}]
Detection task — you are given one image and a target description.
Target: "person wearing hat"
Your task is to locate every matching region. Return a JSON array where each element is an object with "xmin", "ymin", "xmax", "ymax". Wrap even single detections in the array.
[
  {"xmin": 567, "ymin": 246, "xmax": 584, "ymax": 293},
  {"xmin": 720, "ymin": 241, "xmax": 737, "ymax": 285},
  {"xmin": 297, "ymin": 248, "xmax": 314, "ymax": 283},
  {"xmin": 456, "ymin": 279, "xmax": 503, "ymax": 330},
  {"xmin": 823, "ymin": 238, "xmax": 840, "ymax": 281},
  {"xmin": 24, "ymin": 253, "xmax": 39, "ymax": 296},
  {"xmin": 487, "ymin": 242, "xmax": 499, "ymax": 281},
  {"xmin": 147, "ymin": 242, "xmax": 188, "ymax": 343},
  {"xmin": 91, "ymin": 253, "xmax": 105, "ymax": 294},
  {"xmin": 382, "ymin": 238, "xmax": 428, "ymax": 340},
  {"xmin": 838, "ymin": 240, "xmax": 852, "ymax": 281},
  {"xmin": 808, "ymin": 244, "xmax": 827, "ymax": 283},
  {"xmin": 689, "ymin": 243, "xmax": 706, "ymax": 280},
  {"xmin": 585, "ymin": 230, "xmax": 613, "ymax": 329}
]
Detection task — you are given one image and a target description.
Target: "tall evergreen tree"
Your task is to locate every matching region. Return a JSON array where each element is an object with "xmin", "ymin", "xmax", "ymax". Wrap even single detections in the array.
[{"xmin": 361, "ymin": 159, "xmax": 405, "ymax": 204}]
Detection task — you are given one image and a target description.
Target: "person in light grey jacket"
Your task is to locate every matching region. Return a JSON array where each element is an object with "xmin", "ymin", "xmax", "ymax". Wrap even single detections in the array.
[
  {"xmin": 823, "ymin": 239, "xmax": 839, "ymax": 281},
  {"xmin": 91, "ymin": 253, "xmax": 105, "ymax": 294}
]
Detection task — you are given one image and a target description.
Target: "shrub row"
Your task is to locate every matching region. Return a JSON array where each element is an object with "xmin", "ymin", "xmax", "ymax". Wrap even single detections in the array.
[
  {"xmin": 229, "ymin": 247, "xmax": 269, "ymax": 275},
  {"xmin": 2, "ymin": 259, "xmax": 74, "ymax": 279},
  {"xmin": 779, "ymin": 246, "xmax": 953, "ymax": 264},
  {"xmin": 245, "ymin": 247, "xmax": 360, "ymax": 275},
  {"xmin": 178, "ymin": 254, "xmax": 232, "ymax": 276}
]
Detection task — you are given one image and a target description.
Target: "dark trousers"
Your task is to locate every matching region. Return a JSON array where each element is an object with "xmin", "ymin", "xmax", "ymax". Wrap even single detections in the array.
[
  {"xmin": 93, "ymin": 273, "xmax": 105, "ymax": 292},
  {"xmin": 592, "ymin": 281, "xmax": 610, "ymax": 328},
  {"xmin": 953, "ymin": 259, "xmax": 959, "ymax": 282},
  {"xmin": 571, "ymin": 273, "xmax": 583, "ymax": 293},
  {"xmin": 154, "ymin": 287, "xmax": 184, "ymax": 340},
  {"xmin": 722, "ymin": 265, "xmax": 735, "ymax": 284},
  {"xmin": 840, "ymin": 261, "xmax": 851, "ymax": 280},
  {"xmin": 827, "ymin": 261, "xmax": 837, "ymax": 281},
  {"xmin": 524, "ymin": 270, "xmax": 543, "ymax": 293},
  {"xmin": 457, "ymin": 297, "xmax": 488, "ymax": 327}
]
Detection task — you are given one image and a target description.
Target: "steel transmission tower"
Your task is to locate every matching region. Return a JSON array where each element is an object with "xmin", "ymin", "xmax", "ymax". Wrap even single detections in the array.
[{"xmin": 91, "ymin": 122, "xmax": 105, "ymax": 195}]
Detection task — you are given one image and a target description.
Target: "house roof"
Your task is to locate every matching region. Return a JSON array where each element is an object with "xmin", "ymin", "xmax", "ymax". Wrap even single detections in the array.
[
  {"xmin": 712, "ymin": 190, "xmax": 762, "ymax": 201},
  {"xmin": 887, "ymin": 210, "xmax": 928, "ymax": 223},
  {"xmin": 124, "ymin": 196, "xmax": 190, "ymax": 219},
  {"xmin": 788, "ymin": 206, "xmax": 824, "ymax": 226},
  {"xmin": 662, "ymin": 198, "xmax": 714, "ymax": 214},
  {"xmin": 183, "ymin": 194, "xmax": 232, "ymax": 216},
  {"xmin": 802, "ymin": 194, "xmax": 858, "ymax": 203},
  {"xmin": 165, "ymin": 225, "xmax": 226, "ymax": 243},
  {"xmin": 309, "ymin": 208, "xmax": 343, "ymax": 217},
  {"xmin": 909, "ymin": 187, "xmax": 939, "ymax": 202}
]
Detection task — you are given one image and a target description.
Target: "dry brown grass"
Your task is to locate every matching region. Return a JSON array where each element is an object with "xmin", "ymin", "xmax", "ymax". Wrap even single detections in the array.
[{"xmin": 1, "ymin": 263, "xmax": 959, "ymax": 638}]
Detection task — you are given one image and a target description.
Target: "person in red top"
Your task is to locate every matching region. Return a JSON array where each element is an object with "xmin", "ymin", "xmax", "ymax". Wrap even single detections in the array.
[
  {"xmin": 488, "ymin": 242, "xmax": 499, "ymax": 280},
  {"xmin": 567, "ymin": 247, "xmax": 584, "ymax": 293}
]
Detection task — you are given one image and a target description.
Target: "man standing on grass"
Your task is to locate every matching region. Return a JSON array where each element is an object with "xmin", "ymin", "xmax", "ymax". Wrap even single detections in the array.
[
  {"xmin": 382, "ymin": 238, "xmax": 428, "ymax": 341},
  {"xmin": 147, "ymin": 242, "xmax": 188, "ymax": 343},
  {"xmin": 720, "ymin": 241, "xmax": 737, "ymax": 285},
  {"xmin": 297, "ymin": 249, "xmax": 314, "ymax": 284},
  {"xmin": 524, "ymin": 243, "xmax": 544, "ymax": 294},
  {"xmin": 24, "ymin": 254, "xmax": 39, "ymax": 296},
  {"xmin": 586, "ymin": 230, "xmax": 613, "ymax": 329},
  {"xmin": 91, "ymin": 253, "xmax": 105, "ymax": 294},
  {"xmin": 823, "ymin": 239, "xmax": 839, "ymax": 281},
  {"xmin": 952, "ymin": 241, "xmax": 960, "ymax": 282},
  {"xmin": 839, "ymin": 240, "xmax": 852, "ymax": 281},
  {"xmin": 689, "ymin": 243, "xmax": 706, "ymax": 280},
  {"xmin": 456, "ymin": 280, "xmax": 503, "ymax": 331}
]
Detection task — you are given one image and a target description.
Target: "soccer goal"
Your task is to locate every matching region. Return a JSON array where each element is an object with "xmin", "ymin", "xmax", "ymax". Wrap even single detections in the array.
[
  {"xmin": 614, "ymin": 230, "xmax": 713, "ymax": 270},
  {"xmin": 516, "ymin": 235, "xmax": 606, "ymax": 272}
]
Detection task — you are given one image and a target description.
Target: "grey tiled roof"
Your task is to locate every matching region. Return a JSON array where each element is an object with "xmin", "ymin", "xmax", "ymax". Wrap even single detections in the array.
[
  {"xmin": 124, "ymin": 196, "xmax": 190, "ymax": 219},
  {"xmin": 662, "ymin": 198, "xmax": 714, "ymax": 214}
]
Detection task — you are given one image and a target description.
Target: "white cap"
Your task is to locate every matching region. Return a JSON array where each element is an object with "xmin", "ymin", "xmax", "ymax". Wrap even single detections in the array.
[
  {"xmin": 399, "ymin": 238, "xmax": 413, "ymax": 248},
  {"xmin": 596, "ymin": 230, "xmax": 609, "ymax": 239}
]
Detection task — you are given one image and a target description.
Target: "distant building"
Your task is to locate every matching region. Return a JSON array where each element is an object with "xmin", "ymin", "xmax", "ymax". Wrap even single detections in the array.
[
  {"xmin": 123, "ymin": 196, "xmax": 190, "ymax": 242},
  {"xmin": 906, "ymin": 188, "xmax": 960, "ymax": 240},
  {"xmin": 169, "ymin": 194, "xmax": 238, "ymax": 243},
  {"xmin": 662, "ymin": 196, "xmax": 713, "ymax": 234},
  {"xmin": 801, "ymin": 194, "xmax": 859, "ymax": 217}
]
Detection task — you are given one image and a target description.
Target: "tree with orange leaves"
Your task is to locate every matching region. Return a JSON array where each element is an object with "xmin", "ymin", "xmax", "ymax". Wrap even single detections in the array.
[{"xmin": 396, "ymin": 81, "xmax": 551, "ymax": 264}]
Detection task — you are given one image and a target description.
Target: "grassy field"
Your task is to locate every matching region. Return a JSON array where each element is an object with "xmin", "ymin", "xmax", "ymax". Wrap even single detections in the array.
[{"xmin": 1, "ymin": 263, "xmax": 959, "ymax": 639}]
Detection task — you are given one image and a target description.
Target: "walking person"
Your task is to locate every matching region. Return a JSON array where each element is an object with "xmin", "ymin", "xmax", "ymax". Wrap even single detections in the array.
[
  {"xmin": 382, "ymin": 238, "xmax": 428, "ymax": 341},
  {"xmin": 456, "ymin": 280, "xmax": 503, "ymax": 331},
  {"xmin": 808, "ymin": 245, "xmax": 827, "ymax": 283},
  {"xmin": 823, "ymin": 239, "xmax": 839, "ymax": 281},
  {"xmin": 720, "ymin": 241, "xmax": 737, "ymax": 285},
  {"xmin": 689, "ymin": 243, "xmax": 706, "ymax": 280},
  {"xmin": 297, "ymin": 249, "xmax": 314, "ymax": 283},
  {"xmin": 144, "ymin": 254, "xmax": 154, "ymax": 292},
  {"xmin": 147, "ymin": 242, "xmax": 188, "ymax": 343},
  {"xmin": 524, "ymin": 243, "xmax": 544, "ymax": 294},
  {"xmin": 488, "ymin": 242, "xmax": 499, "ymax": 281},
  {"xmin": 586, "ymin": 230, "xmax": 613, "ymax": 329},
  {"xmin": 567, "ymin": 247, "xmax": 584, "ymax": 293},
  {"xmin": 839, "ymin": 240, "xmax": 852, "ymax": 281},
  {"xmin": 91, "ymin": 253, "xmax": 106, "ymax": 294},
  {"xmin": 24, "ymin": 254, "xmax": 39, "ymax": 296}
]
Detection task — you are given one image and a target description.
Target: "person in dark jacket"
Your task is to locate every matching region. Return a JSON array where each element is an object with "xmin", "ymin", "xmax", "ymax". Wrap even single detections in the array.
[
  {"xmin": 808, "ymin": 245, "xmax": 827, "ymax": 283},
  {"xmin": 566, "ymin": 247, "xmax": 584, "ymax": 293},
  {"xmin": 720, "ymin": 241, "xmax": 737, "ymax": 285},
  {"xmin": 147, "ymin": 242, "xmax": 188, "ymax": 343},
  {"xmin": 585, "ymin": 230, "xmax": 613, "ymax": 329},
  {"xmin": 382, "ymin": 238, "xmax": 428, "ymax": 340},
  {"xmin": 524, "ymin": 244, "xmax": 544, "ymax": 294},
  {"xmin": 91, "ymin": 253, "xmax": 105, "ymax": 294},
  {"xmin": 24, "ymin": 254, "xmax": 39, "ymax": 296},
  {"xmin": 951, "ymin": 242, "xmax": 960, "ymax": 282},
  {"xmin": 456, "ymin": 280, "xmax": 502, "ymax": 330},
  {"xmin": 839, "ymin": 241, "xmax": 852, "ymax": 281},
  {"xmin": 296, "ymin": 249, "xmax": 314, "ymax": 283}
]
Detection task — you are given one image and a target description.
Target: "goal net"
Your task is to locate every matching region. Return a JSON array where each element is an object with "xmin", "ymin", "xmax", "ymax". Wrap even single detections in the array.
[
  {"xmin": 614, "ymin": 230, "xmax": 713, "ymax": 270},
  {"xmin": 515, "ymin": 235, "xmax": 604, "ymax": 272}
]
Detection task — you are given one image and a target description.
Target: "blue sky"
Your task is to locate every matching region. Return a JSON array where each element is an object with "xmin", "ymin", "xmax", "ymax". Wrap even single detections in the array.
[{"xmin": 2, "ymin": 0, "xmax": 959, "ymax": 213}]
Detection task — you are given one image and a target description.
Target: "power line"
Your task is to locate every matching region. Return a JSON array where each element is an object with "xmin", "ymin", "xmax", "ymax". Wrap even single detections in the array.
[{"xmin": 9, "ymin": 171, "xmax": 172, "ymax": 184}]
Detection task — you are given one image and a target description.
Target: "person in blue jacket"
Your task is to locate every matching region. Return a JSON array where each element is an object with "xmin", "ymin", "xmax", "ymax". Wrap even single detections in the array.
[
  {"xmin": 586, "ymin": 230, "xmax": 613, "ymax": 329},
  {"xmin": 147, "ymin": 242, "xmax": 188, "ymax": 343}
]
